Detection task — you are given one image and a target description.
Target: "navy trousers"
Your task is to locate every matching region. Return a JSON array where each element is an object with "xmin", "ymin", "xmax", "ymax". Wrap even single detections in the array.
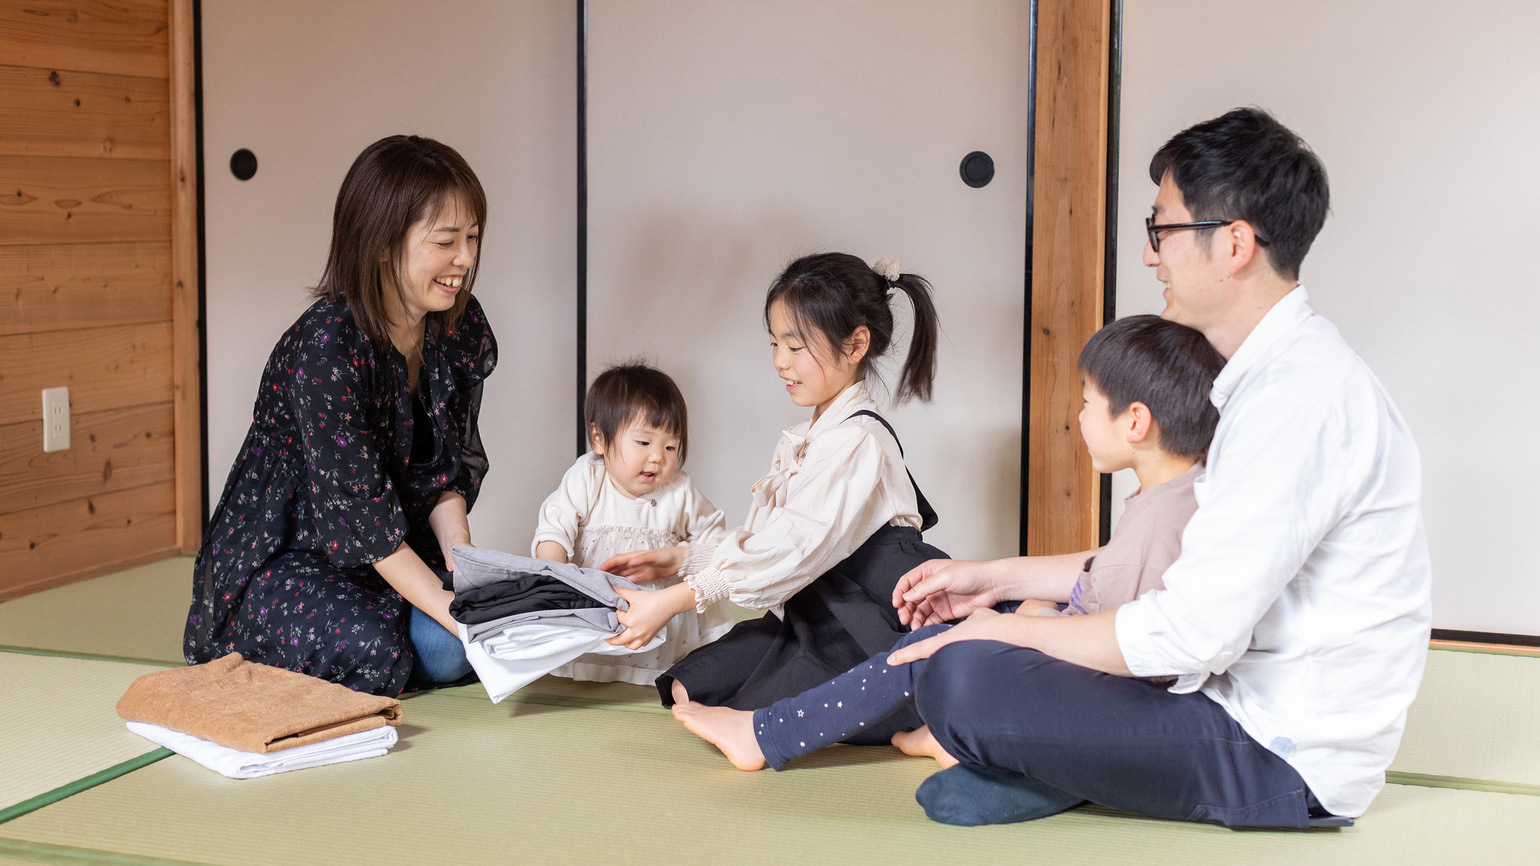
[{"xmin": 916, "ymin": 639, "xmax": 1319, "ymax": 828}]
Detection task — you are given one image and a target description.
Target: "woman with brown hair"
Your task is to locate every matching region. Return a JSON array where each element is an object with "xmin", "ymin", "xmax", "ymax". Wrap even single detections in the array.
[{"xmin": 184, "ymin": 135, "xmax": 497, "ymax": 695}]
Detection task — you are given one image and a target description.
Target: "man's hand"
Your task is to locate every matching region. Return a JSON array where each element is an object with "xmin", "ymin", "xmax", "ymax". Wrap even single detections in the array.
[
  {"xmin": 600, "ymin": 546, "xmax": 686, "ymax": 583},
  {"xmin": 892, "ymin": 559, "xmax": 1002, "ymax": 627}
]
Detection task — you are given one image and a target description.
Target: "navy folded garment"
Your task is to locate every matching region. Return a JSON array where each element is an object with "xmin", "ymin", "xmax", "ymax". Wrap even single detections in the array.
[{"xmin": 450, "ymin": 576, "xmax": 605, "ymax": 625}]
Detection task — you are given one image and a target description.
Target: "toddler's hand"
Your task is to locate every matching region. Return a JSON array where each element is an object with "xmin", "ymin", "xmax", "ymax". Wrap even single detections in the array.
[{"xmin": 600, "ymin": 546, "xmax": 685, "ymax": 582}]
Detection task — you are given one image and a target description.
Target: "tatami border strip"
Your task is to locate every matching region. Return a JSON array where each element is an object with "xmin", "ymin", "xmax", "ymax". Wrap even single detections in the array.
[
  {"xmin": 0, "ymin": 646, "xmax": 176, "ymax": 668},
  {"xmin": 1386, "ymin": 772, "xmax": 1540, "ymax": 798},
  {"xmin": 0, "ymin": 836, "xmax": 214, "ymax": 866},
  {"xmin": 0, "ymin": 750, "xmax": 174, "ymax": 828}
]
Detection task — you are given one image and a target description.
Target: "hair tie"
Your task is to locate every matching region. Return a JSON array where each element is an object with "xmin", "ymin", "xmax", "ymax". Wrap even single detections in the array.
[{"xmin": 872, "ymin": 257, "xmax": 901, "ymax": 284}]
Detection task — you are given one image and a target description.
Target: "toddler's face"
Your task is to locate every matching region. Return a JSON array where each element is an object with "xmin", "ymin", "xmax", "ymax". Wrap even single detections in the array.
[
  {"xmin": 1078, "ymin": 379, "xmax": 1137, "ymax": 475},
  {"xmin": 597, "ymin": 419, "xmax": 681, "ymax": 500}
]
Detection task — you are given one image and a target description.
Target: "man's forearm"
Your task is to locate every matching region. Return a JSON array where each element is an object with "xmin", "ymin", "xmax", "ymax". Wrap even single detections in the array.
[{"xmin": 990, "ymin": 609, "xmax": 1132, "ymax": 676}]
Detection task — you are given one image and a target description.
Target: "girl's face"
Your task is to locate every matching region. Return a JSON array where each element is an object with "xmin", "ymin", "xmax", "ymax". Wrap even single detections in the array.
[
  {"xmin": 767, "ymin": 299, "xmax": 866, "ymax": 421},
  {"xmin": 595, "ymin": 418, "xmax": 680, "ymax": 499},
  {"xmin": 392, "ymin": 191, "xmax": 479, "ymax": 327}
]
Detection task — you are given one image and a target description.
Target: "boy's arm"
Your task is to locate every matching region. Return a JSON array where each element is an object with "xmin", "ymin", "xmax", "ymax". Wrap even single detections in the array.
[{"xmin": 894, "ymin": 549, "xmax": 1096, "ymax": 627}]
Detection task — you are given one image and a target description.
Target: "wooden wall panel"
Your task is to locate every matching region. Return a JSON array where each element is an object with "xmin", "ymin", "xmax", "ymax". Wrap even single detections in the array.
[
  {"xmin": 0, "ymin": 480, "xmax": 177, "ymax": 602},
  {"xmin": 1026, "ymin": 0, "xmax": 1111, "ymax": 555},
  {"xmin": 0, "ymin": 0, "xmax": 169, "ymax": 79},
  {"xmin": 0, "ymin": 63, "xmax": 171, "ymax": 159},
  {"xmin": 0, "ymin": 155, "xmax": 171, "ymax": 245},
  {"xmin": 0, "ymin": 241, "xmax": 172, "ymax": 335},
  {"xmin": 0, "ymin": 402, "xmax": 175, "ymax": 511},
  {"xmin": 0, "ymin": 323, "xmax": 173, "ymax": 421}
]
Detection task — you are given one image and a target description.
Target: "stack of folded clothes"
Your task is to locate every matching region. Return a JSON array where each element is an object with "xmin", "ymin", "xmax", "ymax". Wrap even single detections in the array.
[
  {"xmin": 450, "ymin": 547, "xmax": 666, "ymax": 702},
  {"xmin": 116, "ymin": 653, "xmax": 402, "ymax": 779}
]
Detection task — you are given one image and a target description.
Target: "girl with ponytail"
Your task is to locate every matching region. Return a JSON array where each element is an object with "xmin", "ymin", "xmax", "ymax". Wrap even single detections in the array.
[{"xmin": 601, "ymin": 252, "xmax": 947, "ymax": 737}]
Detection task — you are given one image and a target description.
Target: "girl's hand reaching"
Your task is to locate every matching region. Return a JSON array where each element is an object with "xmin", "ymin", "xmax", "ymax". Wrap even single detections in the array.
[
  {"xmin": 600, "ymin": 546, "xmax": 686, "ymax": 583},
  {"xmin": 609, "ymin": 583, "xmax": 695, "ymax": 650}
]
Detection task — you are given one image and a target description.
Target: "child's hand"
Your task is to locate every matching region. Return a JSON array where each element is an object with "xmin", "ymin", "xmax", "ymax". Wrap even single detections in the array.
[
  {"xmin": 600, "ymin": 546, "xmax": 685, "ymax": 583},
  {"xmin": 1013, "ymin": 599, "xmax": 1059, "ymax": 617},
  {"xmin": 609, "ymin": 583, "xmax": 691, "ymax": 650}
]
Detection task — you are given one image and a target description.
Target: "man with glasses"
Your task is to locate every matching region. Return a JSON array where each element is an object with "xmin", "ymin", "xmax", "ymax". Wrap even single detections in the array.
[{"xmin": 887, "ymin": 107, "xmax": 1432, "ymax": 828}]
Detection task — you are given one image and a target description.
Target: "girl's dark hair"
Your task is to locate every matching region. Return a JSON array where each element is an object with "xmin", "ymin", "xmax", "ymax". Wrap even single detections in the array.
[
  {"xmin": 1077, "ymin": 315, "xmax": 1226, "ymax": 460},
  {"xmin": 763, "ymin": 252, "xmax": 940, "ymax": 402},
  {"xmin": 314, "ymin": 135, "xmax": 488, "ymax": 345},
  {"xmin": 586, "ymin": 363, "xmax": 690, "ymax": 465}
]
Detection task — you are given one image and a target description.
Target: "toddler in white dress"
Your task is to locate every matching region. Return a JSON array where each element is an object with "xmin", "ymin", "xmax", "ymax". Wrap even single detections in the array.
[{"xmin": 532, "ymin": 363, "xmax": 734, "ymax": 685}]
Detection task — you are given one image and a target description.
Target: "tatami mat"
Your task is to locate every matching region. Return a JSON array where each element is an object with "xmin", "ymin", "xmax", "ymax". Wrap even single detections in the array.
[
  {"xmin": 0, "ymin": 652, "xmax": 169, "ymax": 818},
  {"xmin": 1391, "ymin": 649, "xmax": 1540, "ymax": 789},
  {"xmin": 1, "ymin": 687, "xmax": 1538, "ymax": 865},
  {"xmin": 0, "ymin": 557, "xmax": 192, "ymax": 665}
]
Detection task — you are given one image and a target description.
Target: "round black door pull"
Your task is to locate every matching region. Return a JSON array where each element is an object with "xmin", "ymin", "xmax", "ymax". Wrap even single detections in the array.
[
  {"xmin": 959, "ymin": 151, "xmax": 994, "ymax": 188},
  {"xmin": 230, "ymin": 149, "xmax": 258, "ymax": 181}
]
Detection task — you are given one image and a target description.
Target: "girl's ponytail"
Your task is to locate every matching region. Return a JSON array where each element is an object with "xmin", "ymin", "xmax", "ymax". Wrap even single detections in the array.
[{"xmin": 890, "ymin": 272, "xmax": 939, "ymax": 403}]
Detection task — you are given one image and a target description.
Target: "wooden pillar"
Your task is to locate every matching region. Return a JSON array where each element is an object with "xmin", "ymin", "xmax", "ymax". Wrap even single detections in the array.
[
  {"xmin": 1026, "ymin": 0, "xmax": 1112, "ymax": 555},
  {"xmin": 169, "ymin": 0, "xmax": 202, "ymax": 552}
]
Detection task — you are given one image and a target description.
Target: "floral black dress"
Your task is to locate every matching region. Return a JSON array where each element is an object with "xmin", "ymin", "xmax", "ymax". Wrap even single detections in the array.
[{"xmin": 185, "ymin": 295, "xmax": 497, "ymax": 695}]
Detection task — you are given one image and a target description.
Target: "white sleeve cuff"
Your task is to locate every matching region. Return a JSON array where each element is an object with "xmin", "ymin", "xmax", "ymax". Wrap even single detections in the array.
[
  {"xmin": 680, "ymin": 539, "xmax": 718, "ymax": 579},
  {"xmin": 685, "ymin": 567, "xmax": 730, "ymax": 612}
]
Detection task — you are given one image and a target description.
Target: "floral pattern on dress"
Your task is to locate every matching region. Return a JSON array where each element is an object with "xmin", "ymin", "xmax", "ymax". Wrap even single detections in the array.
[{"xmin": 185, "ymin": 295, "xmax": 496, "ymax": 696}]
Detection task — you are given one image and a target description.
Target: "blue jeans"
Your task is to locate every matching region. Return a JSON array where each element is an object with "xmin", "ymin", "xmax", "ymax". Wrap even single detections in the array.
[
  {"xmin": 915, "ymin": 639, "xmax": 1317, "ymax": 828},
  {"xmin": 407, "ymin": 606, "xmax": 473, "ymax": 688}
]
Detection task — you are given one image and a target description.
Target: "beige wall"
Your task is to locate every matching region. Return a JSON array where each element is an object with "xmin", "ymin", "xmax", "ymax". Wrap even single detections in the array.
[
  {"xmin": 1115, "ymin": 1, "xmax": 1540, "ymax": 634},
  {"xmin": 201, "ymin": 0, "xmax": 577, "ymax": 554},
  {"xmin": 587, "ymin": 0, "xmax": 1032, "ymax": 560}
]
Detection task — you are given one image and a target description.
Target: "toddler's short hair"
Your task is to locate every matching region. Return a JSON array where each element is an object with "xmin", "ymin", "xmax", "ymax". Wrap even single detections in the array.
[
  {"xmin": 585, "ymin": 363, "xmax": 689, "ymax": 464},
  {"xmin": 1077, "ymin": 316, "xmax": 1226, "ymax": 460}
]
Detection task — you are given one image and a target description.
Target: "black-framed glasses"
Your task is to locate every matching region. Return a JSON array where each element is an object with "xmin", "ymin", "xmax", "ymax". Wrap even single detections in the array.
[{"xmin": 1145, "ymin": 216, "xmax": 1269, "ymax": 252}]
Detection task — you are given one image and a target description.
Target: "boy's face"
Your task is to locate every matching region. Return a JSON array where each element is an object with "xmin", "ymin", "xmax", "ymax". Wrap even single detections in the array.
[
  {"xmin": 594, "ymin": 418, "xmax": 680, "ymax": 499},
  {"xmin": 1078, "ymin": 379, "xmax": 1137, "ymax": 475}
]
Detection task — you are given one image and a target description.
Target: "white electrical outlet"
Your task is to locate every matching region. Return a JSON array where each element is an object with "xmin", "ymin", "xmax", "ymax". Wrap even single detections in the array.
[{"xmin": 42, "ymin": 387, "xmax": 70, "ymax": 452}]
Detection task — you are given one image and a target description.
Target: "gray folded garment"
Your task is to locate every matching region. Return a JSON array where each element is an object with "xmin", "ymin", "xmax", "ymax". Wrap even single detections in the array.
[{"xmin": 451, "ymin": 547, "xmax": 656, "ymax": 645}]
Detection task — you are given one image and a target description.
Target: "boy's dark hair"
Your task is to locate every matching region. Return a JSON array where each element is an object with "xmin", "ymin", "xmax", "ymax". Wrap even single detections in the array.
[
  {"xmin": 1149, "ymin": 107, "xmax": 1329, "ymax": 281},
  {"xmin": 1078, "ymin": 315, "xmax": 1226, "ymax": 460},
  {"xmin": 314, "ymin": 135, "xmax": 487, "ymax": 345},
  {"xmin": 765, "ymin": 252, "xmax": 941, "ymax": 403},
  {"xmin": 585, "ymin": 363, "xmax": 689, "ymax": 464}
]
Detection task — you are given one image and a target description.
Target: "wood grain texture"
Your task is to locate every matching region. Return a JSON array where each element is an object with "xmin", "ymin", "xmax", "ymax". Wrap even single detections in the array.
[
  {"xmin": 0, "ymin": 0, "xmax": 168, "ymax": 79},
  {"xmin": 0, "ymin": 479, "xmax": 176, "ymax": 601},
  {"xmin": 0, "ymin": 322, "xmax": 173, "ymax": 421},
  {"xmin": 0, "ymin": 241, "xmax": 171, "ymax": 335},
  {"xmin": 169, "ymin": 0, "xmax": 200, "ymax": 552},
  {"xmin": 1026, "ymin": 0, "xmax": 1111, "ymax": 555},
  {"xmin": 0, "ymin": 155, "xmax": 170, "ymax": 245},
  {"xmin": 0, "ymin": 62, "xmax": 171, "ymax": 159},
  {"xmin": 0, "ymin": 401, "xmax": 174, "ymax": 512}
]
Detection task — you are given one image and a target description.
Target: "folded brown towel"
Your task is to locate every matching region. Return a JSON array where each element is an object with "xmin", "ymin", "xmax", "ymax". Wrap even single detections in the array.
[{"xmin": 116, "ymin": 653, "xmax": 403, "ymax": 754}]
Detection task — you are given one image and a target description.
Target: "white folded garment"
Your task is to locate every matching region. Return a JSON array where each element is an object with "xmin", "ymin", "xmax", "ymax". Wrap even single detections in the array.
[
  {"xmin": 460, "ymin": 622, "xmax": 663, "ymax": 703},
  {"xmin": 127, "ymin": 720, "xmax": 398, "ymax": 779}
]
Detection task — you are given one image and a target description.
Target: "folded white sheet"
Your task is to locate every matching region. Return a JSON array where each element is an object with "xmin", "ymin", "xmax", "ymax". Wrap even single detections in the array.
[
  {"xmin": 127, "ymin": 720, "xmax": 397, "ymax": 779},
  {"xmin": 461, "ymin": 622, "xmax": 664, "ymax": 703}
]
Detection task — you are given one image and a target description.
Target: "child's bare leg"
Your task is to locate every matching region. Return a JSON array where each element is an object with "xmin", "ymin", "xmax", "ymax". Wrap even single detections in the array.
[
  {"xmin": 671, "ymin": 678, "xmax": 690, "ymax": 705},
  {"xmin": 891, "ymin": 725, "xmax": 959, "ymax": 769},
  {"xmin": 673, "ymin": 701, "xmax": 766, "ymax": 771}
]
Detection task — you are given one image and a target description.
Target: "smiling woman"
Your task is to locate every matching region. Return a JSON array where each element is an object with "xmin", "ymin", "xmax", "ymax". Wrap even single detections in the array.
[{"xmin": 184, "ymin": 136, "xmax": 499, "ymax": 696}]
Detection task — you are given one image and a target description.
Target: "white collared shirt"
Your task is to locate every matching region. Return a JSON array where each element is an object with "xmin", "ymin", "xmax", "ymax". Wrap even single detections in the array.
[
  {"xmin": 1115, "ymin": 288, "xmax": 1432, "ymax": 818},
  {"xmin": 681, "ymin": 381, "xmax": 922, "ymax": 614}
]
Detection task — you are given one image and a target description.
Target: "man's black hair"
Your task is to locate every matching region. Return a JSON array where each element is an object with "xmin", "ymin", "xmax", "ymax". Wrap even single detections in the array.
[
  {"xmin": 1149, "ymin": 107, "xmax": 1329, "ymax": 281},
  {"xmin": 1078, "ymin": 315, "xmax": 1227, "ymax": 460}
]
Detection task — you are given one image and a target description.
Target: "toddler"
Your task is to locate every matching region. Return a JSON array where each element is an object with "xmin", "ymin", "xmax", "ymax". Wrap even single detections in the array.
[
  {"xmin": 533, "ymin": 363, "xmax": 734, "ymax": 685},
  {"xmin": 671, "ymin": 314, "xmax": 1227, "ymax": 770}
]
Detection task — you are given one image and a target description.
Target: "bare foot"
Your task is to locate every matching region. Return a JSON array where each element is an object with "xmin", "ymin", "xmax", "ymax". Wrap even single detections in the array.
[
  {"xmin": 671, "ymin": 679, "xmax": 690, "ymax": 705},
  {"xmin": 673, "ymin": 701, "xmax": 766, "ymax": 771},
  {"xmin": 891, "ymin": 725, "xmax": 959, "ymax": 769}
]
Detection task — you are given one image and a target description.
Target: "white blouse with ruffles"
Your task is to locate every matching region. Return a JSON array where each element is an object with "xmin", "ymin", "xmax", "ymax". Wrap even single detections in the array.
[
  {"xmin": 532, "ymin": 452, "xmax": 735, "ymax": 685},
  {"xmin": 678, "ymin": 381, "xmax": 922, "ymax": 616}
]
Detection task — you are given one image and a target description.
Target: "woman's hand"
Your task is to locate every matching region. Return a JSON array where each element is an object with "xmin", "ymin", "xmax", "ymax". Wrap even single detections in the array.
[
  {"xmin": 608, "ymin": 583, "xmax": 695, "ymax": 650},
  {"xmin": 892, "ymin": 559, "xmax": 1002, "ymax": 627},
  {"xmin": 600, "ymin": 546, "xmax": 686, "ymax": 583},
  {"xmin": 429, "ymin": 492, "xmax": 472, "ymax": 572},
  {"xmin": 887, "ymin": 608, "xmax": 1007, "ymax": 666}
]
